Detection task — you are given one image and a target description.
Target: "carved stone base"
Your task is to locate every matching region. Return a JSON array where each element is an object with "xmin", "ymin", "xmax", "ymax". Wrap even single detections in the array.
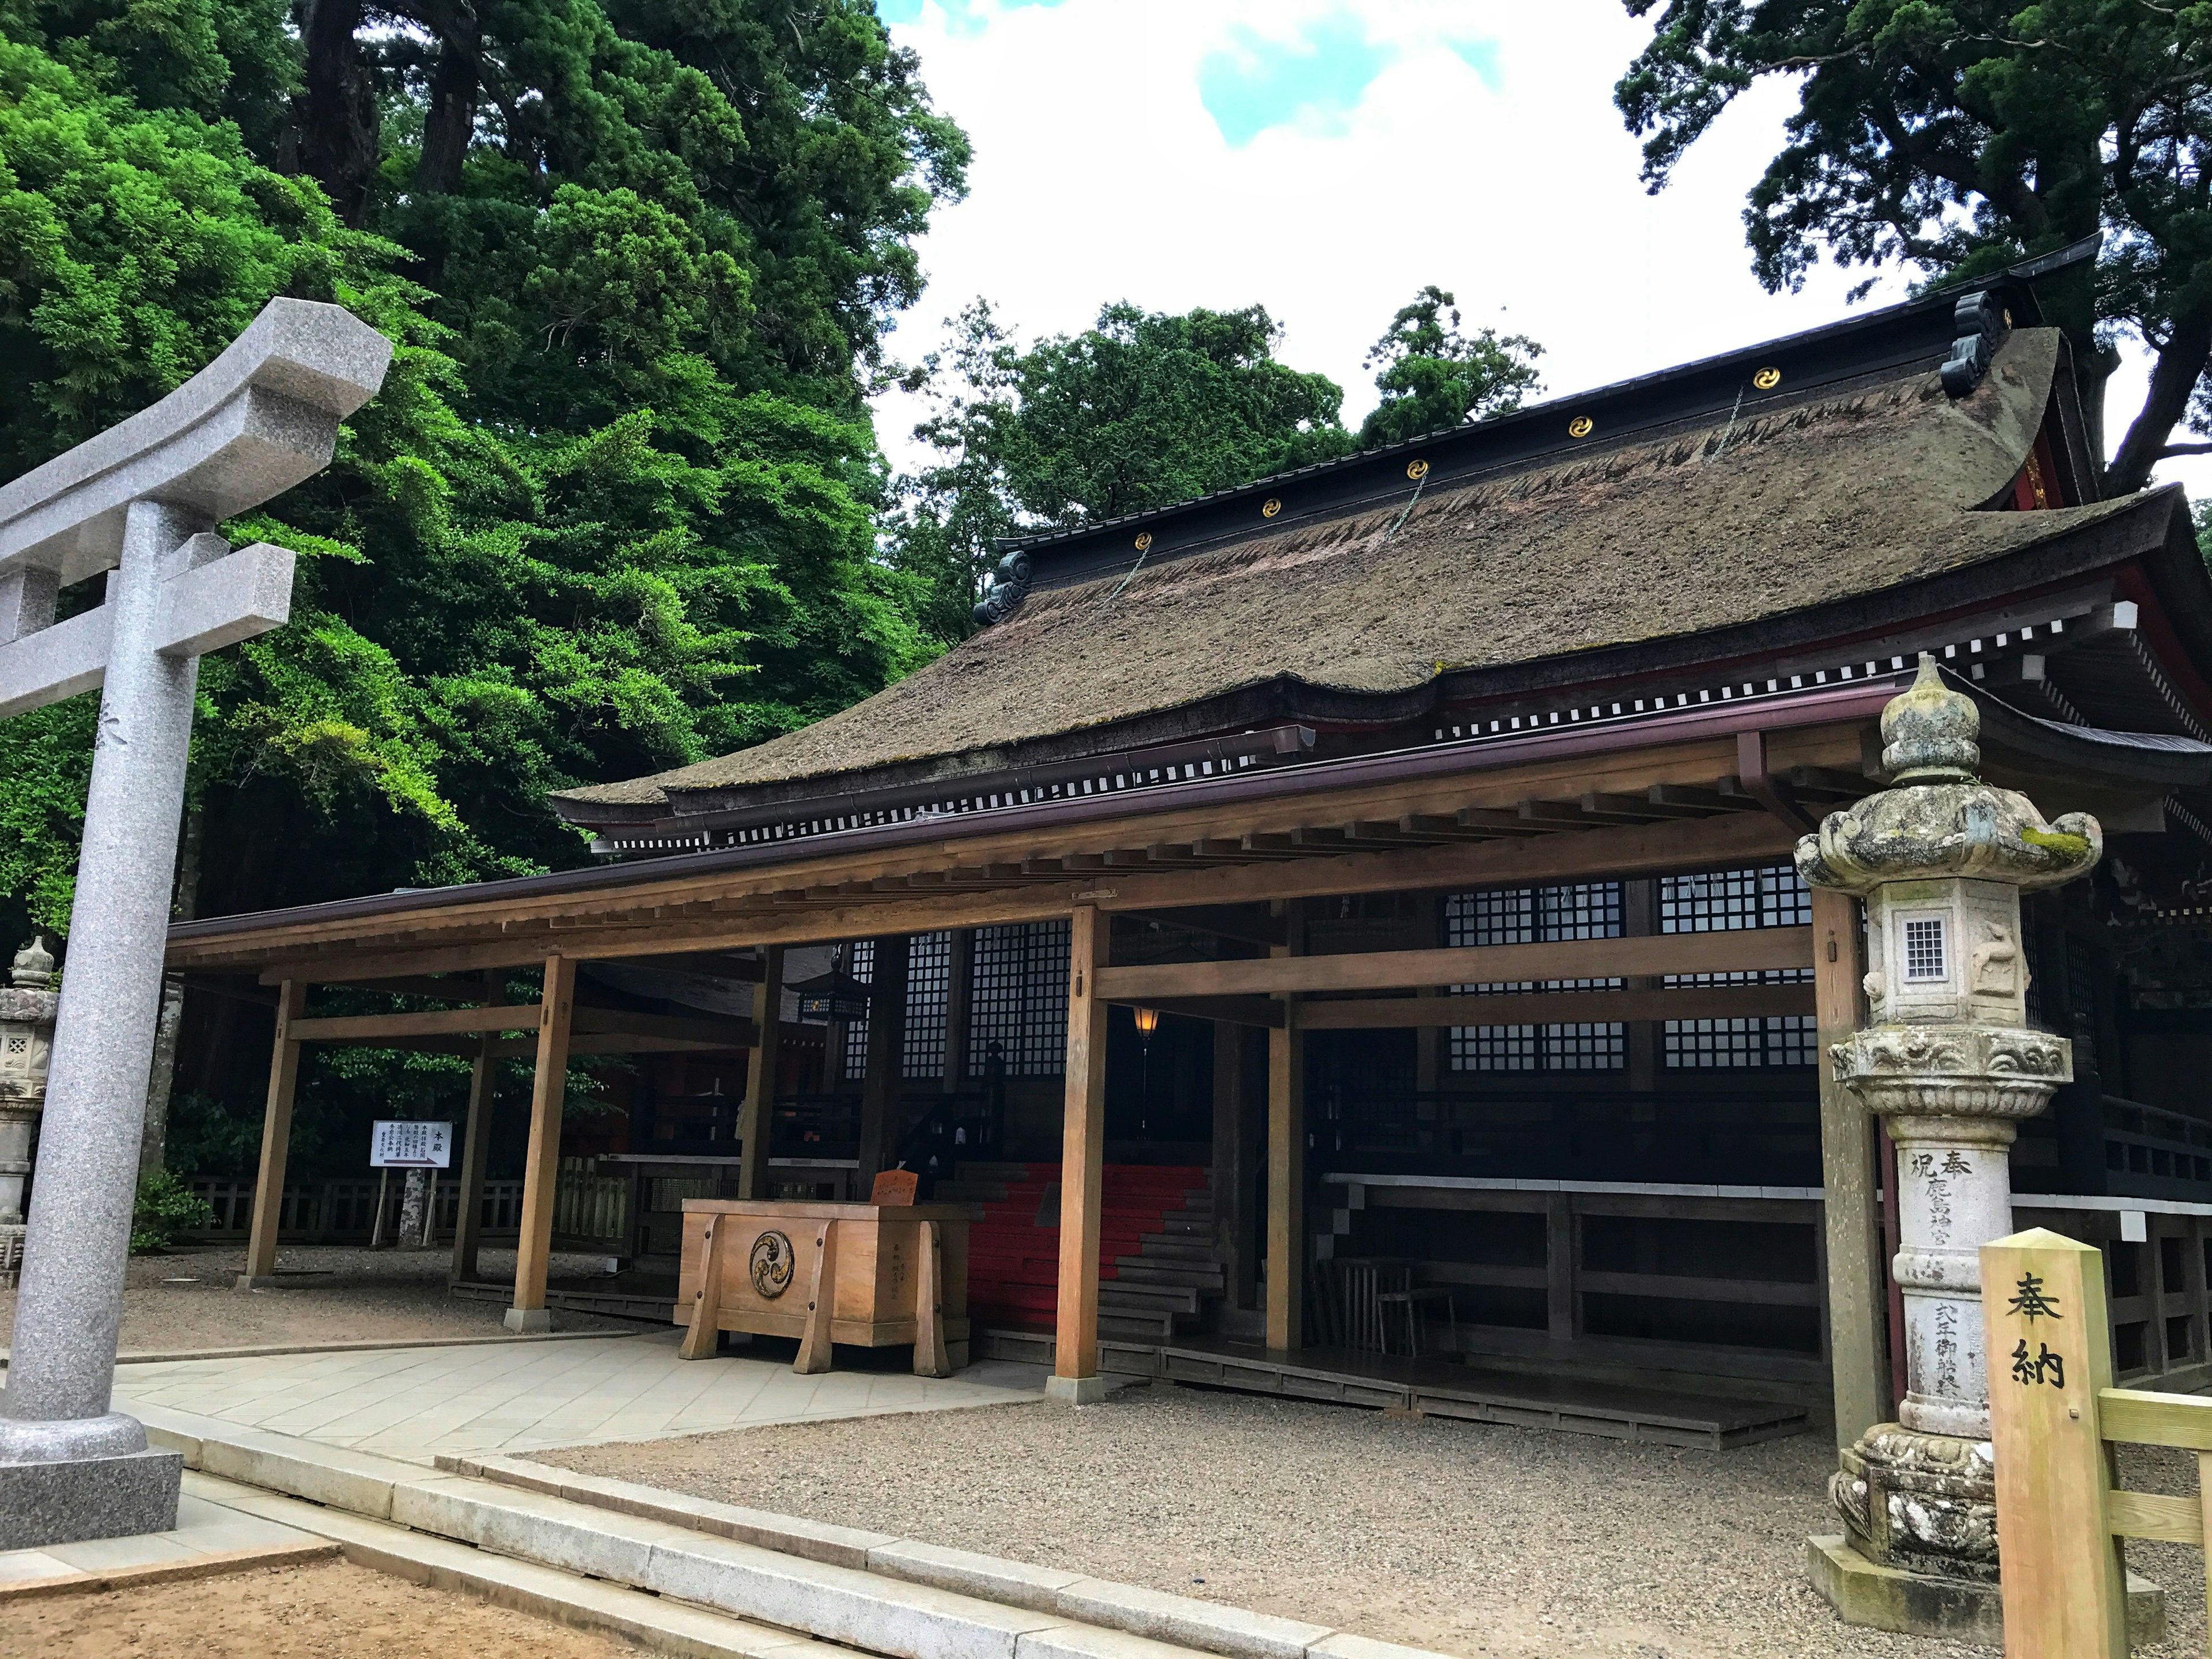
[
  {"xmin": 1807, "ymin": 1535, "xmax": 2166, "ymax": 1646},
  {"xmin": 1830, "ymin": 1423, "xmax": 1998, "ymax": 1581}
]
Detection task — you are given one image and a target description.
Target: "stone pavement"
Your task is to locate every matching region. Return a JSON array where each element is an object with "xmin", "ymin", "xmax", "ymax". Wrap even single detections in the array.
[
  {"xmin": 0, "ymin": 1487, "xmax": 328, "ymax": 1593},
  {"xmin": 109, "ymin": 1331, "xmax": 1040, "ymax": 1464}
]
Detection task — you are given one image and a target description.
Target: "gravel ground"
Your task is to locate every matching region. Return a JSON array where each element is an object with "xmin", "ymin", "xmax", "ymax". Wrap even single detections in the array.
[
  {"xmin": 543, "ymin": 1383, "xmax": 2209, "ymax": 1659},
  {"xmin": 0, "ymin": 1244, "xmax": 638, "ymax": 1356},
  {"xmin": 0, "ymin": 1559, "xmax": 643, "ymax": 1658}
]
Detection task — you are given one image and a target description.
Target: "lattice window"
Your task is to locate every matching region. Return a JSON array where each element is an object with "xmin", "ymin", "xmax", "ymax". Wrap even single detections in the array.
[
  {"xmin": 904, "ymin": 931, "xmax": 952, "ymax": 1081},
  {"xmin": 1903, "ymin": 916, "xmax": 1947, "ymax": 982},
  {"xmin": 1664, "ymin": 1016, "xmax": 1817, "ymax": 1070},
  {"xmin": 843, "ymin": 938, "xmax": 876, "ymax": 1078},
  {"xmin": 2065, "ymin": 936, "xmax": 2099, "ymax": 1071},
  {"xmin": 969, "ymin": 919, "xmax": 1071, "ymax": 1077},
  {"xmin": 1661, "ymin": 863, "xmax": 1817, "ymax": 1066},
  {"xmin": 1662, "ymin": 863, "xmax": 1817, "ymax": 988},
  {"xmin": 1445, "ymin": 881, "xmax": 1624, "ymax": 1073},
  {"xmin": 1660, "ymin": 863, "xmax": 1811, "ymax": 933}
]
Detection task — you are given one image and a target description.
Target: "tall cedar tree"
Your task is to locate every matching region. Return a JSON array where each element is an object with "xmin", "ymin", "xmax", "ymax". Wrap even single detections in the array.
[
  {"xmin": 0, "ymin": 0, "xmax": 966, "ymax": 1168},
  {"xmin": 1359, "ymin": 286, "xmax": 1543, "ymax": 449},
  {"xmin": 896, "ymin": 300, "xmax": 1363, "ymax": 642},
  {"xmin": 1615, "ymin": 1, "xmax": 2212, "ymax": 495}
]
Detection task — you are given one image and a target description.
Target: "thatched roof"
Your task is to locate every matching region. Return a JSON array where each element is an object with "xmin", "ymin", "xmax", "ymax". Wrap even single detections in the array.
[{"xmin": 559, "ymin": 328, "xmax": 2136, "ymax": 818}]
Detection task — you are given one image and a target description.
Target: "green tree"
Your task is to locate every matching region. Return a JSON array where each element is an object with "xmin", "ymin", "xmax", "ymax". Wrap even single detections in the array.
[
  {"xmin": 0, "ymin": 1, "xmax": 967, "ymax": 1163},
  {"xmin": 1358, "ymin": 285, "xmax": 1543, "ymax": 449},
  {"xmin": 892, "ymin": 299, "xmax": 1354, "ymax": 639},
  {"xmin": 1614, "ymin": 0, "xmax": 2212, "ymax": 494}
]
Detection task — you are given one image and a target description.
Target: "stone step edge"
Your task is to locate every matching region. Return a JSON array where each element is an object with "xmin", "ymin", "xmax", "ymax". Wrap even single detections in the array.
[
  {"xmin": 180, "ymin": 1471, "xmax": 893, "ymax": 1659},
  {"xmin": 0, "ymin": 1535, "xmax": 337, "ymax": 1603},
  {"xmin": 133, "ymin": 1403, "xmax": 1448, "ymax": 1659},
  {"xmin": 441, "ymin": 1449, "xmax": 1447, "ymax": 1659},
  {"xmin": 158, "ymin": 1421, "xmax": 1181, "ymax": 1659}
]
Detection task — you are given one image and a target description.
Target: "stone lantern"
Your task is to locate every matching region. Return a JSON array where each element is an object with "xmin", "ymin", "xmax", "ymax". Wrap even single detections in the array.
[
  {"xmin": 0, "ymin": 938, "xmax": 59, "ymax": 1236},
  {"xmin": 1798, "ymin": 656, "xmax": 2100, "ymax": 1613}
]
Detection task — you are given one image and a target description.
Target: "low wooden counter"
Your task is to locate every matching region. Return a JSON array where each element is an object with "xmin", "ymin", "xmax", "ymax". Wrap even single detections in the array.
[{"xmin": 673, "ymin": 1199, "xmax": 979, "ymax": 1376}]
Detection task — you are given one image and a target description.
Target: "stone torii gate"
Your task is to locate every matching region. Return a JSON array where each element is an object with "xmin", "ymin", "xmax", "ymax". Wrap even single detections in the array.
[{"xmin": 0, "ymin": 300, "xmax": 391, "ymax": 1549}]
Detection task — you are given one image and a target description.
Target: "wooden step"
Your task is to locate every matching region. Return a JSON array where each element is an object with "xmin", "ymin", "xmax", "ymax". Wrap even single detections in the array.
[{"xmin": 1099, "ymin": 1283, "xmax": 1200, "ymax": 1316}]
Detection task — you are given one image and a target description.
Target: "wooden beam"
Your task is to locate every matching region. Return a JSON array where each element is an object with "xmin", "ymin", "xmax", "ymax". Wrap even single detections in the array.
[
  {"xmin": 1294, "ymin": 982, "xmax": 1815, "ymax": 1029},
  {"xmin": 1736, "ymin": 729, "xmax": 1819, "ymax": 834},
  {"xmin": 1266, "ymin": 902, "xmax": 1305, "ymax": 1354},
  {"xmin": 1097, "ymin": 925, "xmax": 1812, "ymax": 1002},
  {"xmin": 736, "ymin": 946, "xmax": 782, "ymax": 1201},
  {"xmin": 210, "ymin": 808, "xmax": 1809, "ymax": 987},
  {"xmin": 180, "ymin": 733, "xmax": 1858, "ymax": 976},
  {"xmin": 1120, "ymin": 906, "xmax": 1285, "ymax": 948},
  {"xmin": 237, "ymin": 980, "xmax": 306, "ymax": 1287},
  {"xmin": 1054, "ymin": 905, "xmax": 1109, "ymax": 1391},
  {"xmin": 507, "ymin": 955, "xmax": 577, "ymax": 1328},
  {"xmin": 449, "ymin": 970, "xmax": 504, "ymax": 1284},
  {"xmin": 290, "ymin": 1005, "xmax": 540, "ymax": 1042},
  {"xmin": 1815, "ymin": 886, "xmax": 1888, "ymax": 1447}
]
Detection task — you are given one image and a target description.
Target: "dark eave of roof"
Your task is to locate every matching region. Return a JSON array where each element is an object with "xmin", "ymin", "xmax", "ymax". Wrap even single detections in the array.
[
  {"xmin": 1004, "ymin": 238, "xmax": 2102, "ymax": 592},
  {"xmin": 172, "ymin": 660, "xmax": 2210, "ymax": 953}
]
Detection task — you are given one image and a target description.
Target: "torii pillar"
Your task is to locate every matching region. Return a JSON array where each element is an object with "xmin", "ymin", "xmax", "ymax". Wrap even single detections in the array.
[{"xmin": 0, "ymin": 301, "xmax": 390, "ymax": 1548}]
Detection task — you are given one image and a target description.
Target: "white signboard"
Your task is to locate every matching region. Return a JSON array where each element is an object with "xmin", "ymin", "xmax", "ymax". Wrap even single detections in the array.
[{"xmin": 370, "ymin": 1120, "xmax": 452, "ymax": 1169}]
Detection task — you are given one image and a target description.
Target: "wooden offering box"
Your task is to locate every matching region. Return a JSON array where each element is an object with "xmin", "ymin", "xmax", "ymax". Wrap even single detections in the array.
[{"xmin": 673, "ymin": 1200, "xmax": 979, "ymax": 1376}]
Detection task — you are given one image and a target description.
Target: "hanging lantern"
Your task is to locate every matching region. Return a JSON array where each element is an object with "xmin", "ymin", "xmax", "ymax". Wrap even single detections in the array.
[{"xmin": 789, "ymin": 948, "xmax": 872, "ymax": 1025}]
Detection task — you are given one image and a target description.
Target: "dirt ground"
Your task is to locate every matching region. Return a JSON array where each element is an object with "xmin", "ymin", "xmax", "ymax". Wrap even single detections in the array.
[
  {"xmin": 543, "ymin": 1382, "xmax": 2210, "ymax": 1659},
  {"xmin": 0, "ymin": 1244, "xmax": 637, "ymax": 1357},
  {"xmin": 0, "ymin": 1559, "xmax": 642, "ymax": 1658}
]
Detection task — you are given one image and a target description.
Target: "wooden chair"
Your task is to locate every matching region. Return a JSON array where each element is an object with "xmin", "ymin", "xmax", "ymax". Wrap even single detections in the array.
[{"xmin": 1378, "ymin": 1285, "xmax": 1457, "ymax": 1358}]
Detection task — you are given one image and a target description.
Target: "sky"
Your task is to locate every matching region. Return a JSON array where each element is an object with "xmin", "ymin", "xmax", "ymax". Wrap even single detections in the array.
[{"xmin": 866, "ymin": 0, "xmax": 2205, "ymax": 500}]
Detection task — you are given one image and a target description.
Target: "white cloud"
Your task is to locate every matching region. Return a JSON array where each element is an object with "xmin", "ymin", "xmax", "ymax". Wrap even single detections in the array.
[{"xmin": 874, "ymin": 0, "xmax": 2207, "ymax": 505}]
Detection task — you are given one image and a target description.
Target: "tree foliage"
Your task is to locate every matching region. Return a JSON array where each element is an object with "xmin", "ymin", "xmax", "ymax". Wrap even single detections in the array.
[
  {"xmin": 891, "ymin": 299, "xmax": 1358, "ymax": 640},
  {"xmin": 1615, "ymin": 0, "xmax": 2212, "ymax": 493},
  {"xmin": 1358, "ymin": 285, "xmax": 1543, "ymax": 449},
  {"xmin": 0, "ymin": 0, "xmax": 968, "ymax": 1162}
]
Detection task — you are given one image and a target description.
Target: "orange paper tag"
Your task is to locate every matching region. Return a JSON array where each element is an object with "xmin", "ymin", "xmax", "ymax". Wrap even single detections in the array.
[{"xmin": 870, "ymin": 1169, "xmax": 919, "ymax": 1207}]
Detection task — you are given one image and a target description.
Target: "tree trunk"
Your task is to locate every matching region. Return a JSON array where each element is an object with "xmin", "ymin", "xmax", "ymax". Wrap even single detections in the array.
[
  {"xmin": 415, "ymin": 33, "xmax": 478, "ymax": 196},
  {"xmin": 296, "ymin": 0, "xmax": 380, "ymax": 228},
  {"xmin": 2103, "ymin": 315, "xmax": 2212, "ymax": 497}
]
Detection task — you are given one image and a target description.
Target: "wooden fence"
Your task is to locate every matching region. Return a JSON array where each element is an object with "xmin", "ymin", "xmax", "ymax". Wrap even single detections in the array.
[
  {"xmin": 1985, "ymin": 1227, "xmax": 2212, "ymax": 1657},
  {"xmin": 190, "ymin": 1176, "xmax": 525, "ymax": 1244}
]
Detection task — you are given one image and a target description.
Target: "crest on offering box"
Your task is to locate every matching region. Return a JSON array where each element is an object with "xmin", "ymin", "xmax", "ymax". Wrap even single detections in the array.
[{"xmin": 750, "ymin": 1230, "xmax": 795, "ymax": 1298}]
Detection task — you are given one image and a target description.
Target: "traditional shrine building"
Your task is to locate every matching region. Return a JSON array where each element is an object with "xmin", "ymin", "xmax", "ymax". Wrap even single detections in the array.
[{"xmin": 171, "ymin": 243, "xmax": 2212, "ymax": 1445}]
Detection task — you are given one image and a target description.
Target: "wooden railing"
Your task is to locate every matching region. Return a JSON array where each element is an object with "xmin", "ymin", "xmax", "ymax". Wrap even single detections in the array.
[
  {"xmin": 187, "ymin": 1176, "xmax": 524, "ymax": 1244},
  {"xmin": 1985, "ymin": 1228, "xmax": 2210, "ymax": 1656}
]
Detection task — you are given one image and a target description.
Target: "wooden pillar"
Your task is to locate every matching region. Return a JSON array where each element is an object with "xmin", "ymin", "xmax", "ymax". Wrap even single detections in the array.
[
  {"xmin": 944, "ymin": 929, "xmax": 974, "ymax": 1091},
  {"xmin": 1546, "ymin": 1195, "xmax": 1576, "ymax": 1342},
  {"xmin": 857, "ymin": 934, "xmax": 910, "ymax": 1184},
  {"xmin": 1266, "ymin": 900, "xmax": 1305, "ymax": 1353},
  {"xmin": 1051, "ymin": 904, "xmax": 1109, "ymax": 1402},
  {"xmin": 736, "ymin": 946, "xmax": 783, "ymax": 1202},
  {"xmin": 236, "ymin": 979, "xmax": 306, "ymax": 1289},
  {"xmin": 449, "ymin": 969, "xmax": 504, "ymax": 1284},
  {"xmin": 506, "ymin": 954, "xmax": 577, "ymax": 1333},
  {"xmin": 1815, "ymin": 886, "xmax": 1889, "ymax": 1445}
]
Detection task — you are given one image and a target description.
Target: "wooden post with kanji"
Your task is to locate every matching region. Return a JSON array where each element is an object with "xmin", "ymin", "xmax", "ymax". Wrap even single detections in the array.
[{"xmin": 1982, "ymin": 1228, "xmax": 2127, "ymax": 1659}]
